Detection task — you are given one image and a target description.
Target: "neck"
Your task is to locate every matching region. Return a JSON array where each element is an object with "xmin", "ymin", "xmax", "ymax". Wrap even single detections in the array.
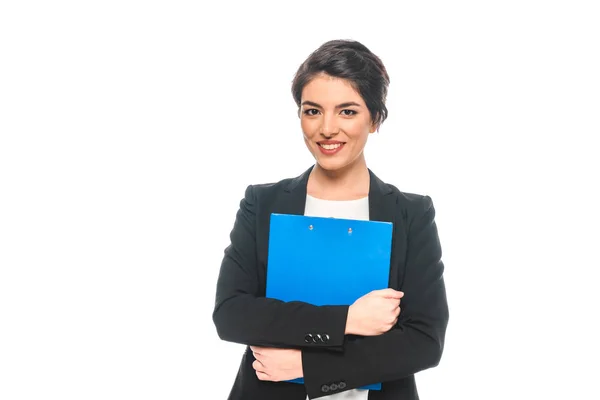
[{"xmin": 307, "ymin": 155, "xmax": 370, "ymax": 200}]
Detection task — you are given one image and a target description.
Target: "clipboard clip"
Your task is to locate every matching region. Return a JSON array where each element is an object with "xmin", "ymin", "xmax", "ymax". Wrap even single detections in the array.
[{"xmin": 308, "ymin": 224, "xmax": 353, "ymax": 234}]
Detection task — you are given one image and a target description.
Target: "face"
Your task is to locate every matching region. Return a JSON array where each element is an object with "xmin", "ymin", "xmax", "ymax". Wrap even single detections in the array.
[{"xmin": 300, "ymin": 73, "xmax": 377, "ymax": 172}]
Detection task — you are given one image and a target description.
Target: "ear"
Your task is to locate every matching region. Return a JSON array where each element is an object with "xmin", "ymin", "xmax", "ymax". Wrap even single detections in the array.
[
  {"xmin": 369, "ymin": 114, "xmax": 380, "ymax": 133},
  {"xmin": 369, "ymin": 122, "xmax": 379, "ymax": 134}
]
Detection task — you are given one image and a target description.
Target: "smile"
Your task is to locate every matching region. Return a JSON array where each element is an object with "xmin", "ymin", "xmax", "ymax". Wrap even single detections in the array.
[
  {"xmin": 317, "ymin": 142, "xmax": 345, "ymax": 155},
  {"xmin": 319, "ymin": 143, "xmax": 343, "ymax": 150}
]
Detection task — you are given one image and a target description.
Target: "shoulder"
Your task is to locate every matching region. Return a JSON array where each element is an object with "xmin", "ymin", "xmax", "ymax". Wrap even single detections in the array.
[
  {"xmin": 236, "ymin": 174, "xmax": 300, "ymax": 215},
  {"xmin": 241, "ymin": 177, "xmax": 294, "ymax": 200},
  {"xmin": 241, "ymin": 166, "xmax": 312, "ymax": 202},
  {"xmin": 375, "ymin": 175, "xmax": 436, "ymax": 224},
  {"xmin": 392, "ymin": 184, "xmax": 434, "ymax": 212}
]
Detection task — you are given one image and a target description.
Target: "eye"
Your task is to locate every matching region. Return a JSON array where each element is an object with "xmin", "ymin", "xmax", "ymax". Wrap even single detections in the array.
[
  {"xmin": 341, "ymin": 109, "xmax": 357, "ymax": 116},
  {"xmin": 303, "ymin": 109, "xmax": 320, "ymax": 116}
]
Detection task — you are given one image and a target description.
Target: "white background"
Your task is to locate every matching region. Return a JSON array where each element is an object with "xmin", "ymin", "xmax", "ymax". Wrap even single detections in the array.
[{"xmin": 1, "ymin": 1, "xmax": 599, "ymax": 399}]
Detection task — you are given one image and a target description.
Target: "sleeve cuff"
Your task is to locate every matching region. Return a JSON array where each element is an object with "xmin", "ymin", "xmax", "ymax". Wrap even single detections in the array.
[{"xmin": 300, "ymin": 305, "xmax": 348, "ymax": 351}]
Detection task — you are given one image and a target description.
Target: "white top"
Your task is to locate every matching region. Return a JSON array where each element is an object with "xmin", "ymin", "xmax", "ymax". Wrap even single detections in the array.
[
  {"xmin": 304, "ymin": 194, "xmax": 370, "ymax": 221},
  {"xmin": 303, "ymin": 194, "xmax": 370, "ymax": 400}
]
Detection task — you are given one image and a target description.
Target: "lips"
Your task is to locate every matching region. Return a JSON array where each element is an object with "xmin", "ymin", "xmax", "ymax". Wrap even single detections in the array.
[
  {"xmin": 319, "ymin": 142, "xmax": 343, "ymax": 150},
  {"xmin": 317, "ymin": 141, "xmax": 345, "ymax": 155}
]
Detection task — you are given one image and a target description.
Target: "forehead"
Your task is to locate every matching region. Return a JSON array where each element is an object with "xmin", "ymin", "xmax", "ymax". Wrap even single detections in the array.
[{"xmin": 301, "ymin": 74, "xmax": 365, "ymax": 105}]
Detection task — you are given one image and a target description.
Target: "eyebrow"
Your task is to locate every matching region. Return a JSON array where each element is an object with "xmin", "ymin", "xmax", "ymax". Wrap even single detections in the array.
[{"xmin": 301, "ymin": 101, "xmax": 362, "ymax": 109}]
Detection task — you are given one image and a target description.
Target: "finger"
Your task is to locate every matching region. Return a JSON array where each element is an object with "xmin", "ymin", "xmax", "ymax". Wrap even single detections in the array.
[
  {"xmin": 385, "ymin": 298, "xmax": 401, "ymax": 308},
  {"xmin": 252, "ymin": 360, "xmax": 265, "ymax": 372},
  {"xmin": 395, "ymin": 306, "xmax": 401, "ymax": 317},
  {"xmin": 253, "ymin": 360, "xmax": 272, "ymax": 381},
  {"xmin": 253, "ymin": 349, "xmax": 268, "ymax": 361},
  {"xmin": 378, "ymin": 288, "xmax": 404, "ymax": 299},
  {"xmin": 256, "ymin": 370, "xmax": 271, "ymax": 381}
]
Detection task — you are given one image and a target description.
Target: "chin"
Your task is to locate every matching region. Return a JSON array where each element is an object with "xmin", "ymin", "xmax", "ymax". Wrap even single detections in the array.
[{"xmin": 315, "ymin": 157, "xmax": 349, "ymax": 172}]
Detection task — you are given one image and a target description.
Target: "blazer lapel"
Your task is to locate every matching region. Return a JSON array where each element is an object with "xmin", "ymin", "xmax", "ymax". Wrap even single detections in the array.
[
  {"xmin": 367, "ymin": 169, "xmax": 395, "ymax": 223},
  {"xmin": 279, "ymin": 165, "xmax": 313, "ymax": 216}
]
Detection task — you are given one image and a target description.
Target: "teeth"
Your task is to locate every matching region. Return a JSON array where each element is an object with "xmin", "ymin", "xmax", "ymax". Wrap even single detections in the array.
[{"xmin": 320, "ymin": 143, "xmax": 342, "ymax": 150}]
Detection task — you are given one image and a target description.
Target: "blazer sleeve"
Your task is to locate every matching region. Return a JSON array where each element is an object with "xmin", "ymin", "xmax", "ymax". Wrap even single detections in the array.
[
  {"xmin": 301, "ymin": 195, "xmax": 449, "ymax": 399},
  {"xmin": 212, "ymin": 185, "xmax": 350, "ymax": 350}
]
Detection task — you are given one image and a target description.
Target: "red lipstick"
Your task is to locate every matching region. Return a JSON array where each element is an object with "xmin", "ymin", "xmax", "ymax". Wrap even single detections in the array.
[{"xmin": 317, "ymin": 140, "xmax": 345, "ymax": 156}]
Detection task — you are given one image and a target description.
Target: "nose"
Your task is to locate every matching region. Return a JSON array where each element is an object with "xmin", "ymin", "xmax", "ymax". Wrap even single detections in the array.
[{"xmin": 320, "ymin": 113, "xmax": 340, "ymax": 137}]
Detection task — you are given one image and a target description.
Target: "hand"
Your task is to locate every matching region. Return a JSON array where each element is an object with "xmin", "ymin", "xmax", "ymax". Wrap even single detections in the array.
[
  {"xmin": 345, "ymin": 288, "xmax": 404, "ymax": 336},
  {"xmin": 250, "ymin": 346, "xmax": 303, "ymax": 382}
]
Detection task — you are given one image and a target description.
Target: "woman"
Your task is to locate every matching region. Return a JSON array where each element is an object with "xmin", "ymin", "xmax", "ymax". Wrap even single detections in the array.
[{"xmin": 212, "ymin": 39, "xmax": 449, "ymax": 400}]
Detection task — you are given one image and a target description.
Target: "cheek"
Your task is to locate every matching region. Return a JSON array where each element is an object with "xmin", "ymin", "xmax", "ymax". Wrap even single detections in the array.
[
  {"xmin": 343, "ymin": 121, "xmax": 371, "ymax": 140},
  {"xmin": 300, "ymin": 119, "xmax": 316, "ymax": 137}
]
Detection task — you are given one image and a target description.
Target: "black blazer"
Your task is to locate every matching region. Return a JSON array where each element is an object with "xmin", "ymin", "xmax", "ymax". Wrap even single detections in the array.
[{"xmin": 213, "ymin": 166, "xmax": 449, "ymax": 399}]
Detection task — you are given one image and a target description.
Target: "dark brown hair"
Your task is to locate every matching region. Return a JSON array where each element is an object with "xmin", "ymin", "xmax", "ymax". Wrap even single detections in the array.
[{"xmin": 291, "ymin": 39, "xmax": 390, "ymax": 128}]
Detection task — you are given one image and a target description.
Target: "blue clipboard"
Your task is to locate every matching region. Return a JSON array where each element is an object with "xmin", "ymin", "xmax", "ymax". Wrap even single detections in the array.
[{"xmin": 266, "ymin": 213, "xmax": 393, "ymax": 391}]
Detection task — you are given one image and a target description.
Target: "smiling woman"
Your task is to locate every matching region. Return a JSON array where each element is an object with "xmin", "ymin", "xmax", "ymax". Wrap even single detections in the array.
[{"xmin": 212, "ymin": 39, "xmax": 449, "ymax": 400}]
